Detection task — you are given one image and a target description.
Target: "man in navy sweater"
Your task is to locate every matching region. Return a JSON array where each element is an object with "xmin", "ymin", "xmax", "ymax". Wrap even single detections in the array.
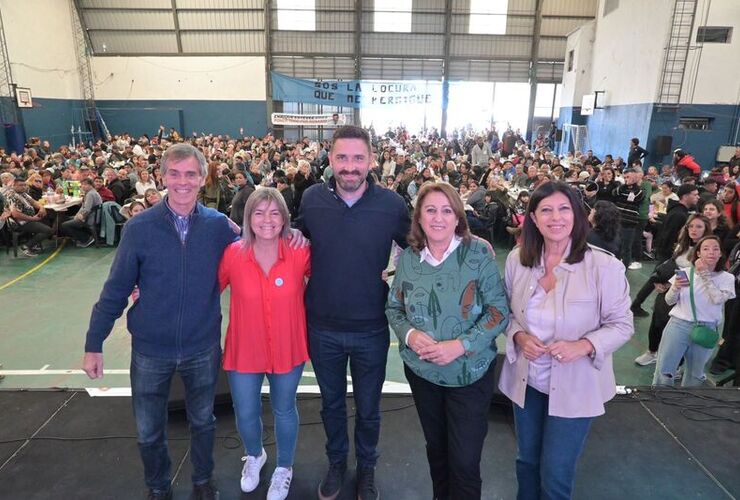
[
  {"xmin": 83, "ymin": 143, "xmax": 236, "ymax": 500},
  {"xmin": 295, "ymin": 126, "xmax": 410, "ymax": 500}
]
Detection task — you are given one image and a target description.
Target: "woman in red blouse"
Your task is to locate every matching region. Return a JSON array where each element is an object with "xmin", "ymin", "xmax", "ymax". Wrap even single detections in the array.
[{"xmin": 219, "ymin": 187, "xmax": 310, "ymax": 500}]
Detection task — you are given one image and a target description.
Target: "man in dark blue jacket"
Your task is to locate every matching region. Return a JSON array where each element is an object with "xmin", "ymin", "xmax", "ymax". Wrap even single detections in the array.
[
  {"xmin": 295, "ymin": 126, "xmax": 410, "ymax": 500},
  {"xmin": 83, "ymin": 143, "xmax": 236, "ymax": 500}
]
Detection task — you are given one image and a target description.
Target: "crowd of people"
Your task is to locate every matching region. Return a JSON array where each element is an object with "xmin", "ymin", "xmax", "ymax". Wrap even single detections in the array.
[{"xmin": 1, "ymin": 123, "xmax": 739, "ymax": 499}]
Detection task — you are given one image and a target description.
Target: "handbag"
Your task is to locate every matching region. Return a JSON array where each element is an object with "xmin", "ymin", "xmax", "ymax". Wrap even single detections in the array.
[{"xmin": 688, "ymin": 266, "xmax": 720, "ymax": 348}]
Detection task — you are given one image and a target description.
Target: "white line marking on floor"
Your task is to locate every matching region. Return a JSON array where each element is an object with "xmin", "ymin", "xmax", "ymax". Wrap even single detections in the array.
[
  {"xmin": 86, "ymin": 388, "xmax": 132, "ymax": 397},
  {"xmin": 40, "ymin": 365, "xmax": 50, "ymax": 370},
  {"xmin": 4, "ymin": 370, "xmax": 411, "ymax": 394},
  {"xmin": 84, "ymin": 382, "xmax": 412, "ymax": 397},
  {"xmin": 0, "ymin": 369, "xmax": 130, "ymax": 375}
]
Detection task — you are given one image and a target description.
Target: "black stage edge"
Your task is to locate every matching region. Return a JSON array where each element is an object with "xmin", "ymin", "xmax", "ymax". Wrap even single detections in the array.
[{"xmin": 1, "ymin": 387, "xmax": 738, "ymax": 499}]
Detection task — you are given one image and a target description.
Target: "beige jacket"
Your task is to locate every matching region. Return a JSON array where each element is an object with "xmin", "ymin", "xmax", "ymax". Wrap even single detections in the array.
[{"xmin": 498, "ymin": 244, "xmax": 634, "ymax": 417}]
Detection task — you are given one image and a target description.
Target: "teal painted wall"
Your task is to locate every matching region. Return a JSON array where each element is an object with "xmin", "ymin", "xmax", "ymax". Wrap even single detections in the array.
[
  {"xmin": 647, "ymin": 104, "xmax": 740, "ymax": 169},
  {"xmin": 1, "ymin": 97, "xmax": 268, "ymax": 150},
  {"xmin": 97, "ymin": 99, "xmax": 268, "ymax": 139},
  {"xmin": 1, "ymin": 97, "xmax": 82, "ymax": 151},
  {"xmin": 558, "ymin": 102, "xmax": 739, "ymax": 169}
]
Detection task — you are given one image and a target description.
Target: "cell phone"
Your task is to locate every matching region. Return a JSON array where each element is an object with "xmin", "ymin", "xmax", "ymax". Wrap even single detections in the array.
[{"xmin": 675, "ymin": 269, "xmax": 689, "ymax": 281}]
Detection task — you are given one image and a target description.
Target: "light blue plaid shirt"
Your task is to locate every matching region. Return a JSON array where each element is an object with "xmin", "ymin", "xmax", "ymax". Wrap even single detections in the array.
[{"xmin": 164, "ymin": 197, "xmax": 195, "ymax": 243}]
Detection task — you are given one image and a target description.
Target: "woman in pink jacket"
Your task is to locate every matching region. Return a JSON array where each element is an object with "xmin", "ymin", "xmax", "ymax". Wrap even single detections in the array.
[{"xmin": 498, "ymin": 182, "xmax": 634, "ymax": 500}]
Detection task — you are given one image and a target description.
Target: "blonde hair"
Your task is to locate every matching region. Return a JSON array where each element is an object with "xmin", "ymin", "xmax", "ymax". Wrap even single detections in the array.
[{"xmin": 241, "ymin": 187, "xmax": 291, "ymax": 249}]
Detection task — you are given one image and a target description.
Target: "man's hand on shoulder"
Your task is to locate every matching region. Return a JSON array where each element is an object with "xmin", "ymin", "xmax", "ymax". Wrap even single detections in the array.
[
  {"xmin": 286, "ymin": 227, "xmax": 310, "ymax": 249},
  {"xmin": 83, "ymin": 352, "xmax": 104, "ymax": 379},
  {"xmin": 226, "ymin": 217, "xmax": 241, "ymax": 235}
]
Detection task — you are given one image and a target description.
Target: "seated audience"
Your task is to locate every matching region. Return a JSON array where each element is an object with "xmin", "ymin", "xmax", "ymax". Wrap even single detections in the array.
[
  {"xmin": 60, "ymin": 178, "xmax": 103, "ymax": 248},
  {"xmin": 143, "ymin": 188, "xmax": 162, "ymax": 208},
  {"xmin": 5, "ymin": 177, "xmax": 53, "ymax": 256},
  {"xmin": 135, "ymin": 169, "xmax": 157, "ymax": 196}
]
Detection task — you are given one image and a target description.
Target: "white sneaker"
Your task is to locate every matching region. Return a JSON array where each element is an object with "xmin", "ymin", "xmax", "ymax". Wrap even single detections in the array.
[
  {"xmin": 267, "ymin": 467, "xmax": 293, "ymax": 500},
  {"xmin": 635, "ymin": 351, "xmax": 657, "ymax": 366},
  {"xmin": 628, "ymin": 262, "xmax": 643, "ymax": 270},
  {"xmin": 674, "ymin": 365, "xmax": 684, "ymax": 382},
  {"xmin": 240, "ymin": 449, "xmax": 267, "ymax": 493}
]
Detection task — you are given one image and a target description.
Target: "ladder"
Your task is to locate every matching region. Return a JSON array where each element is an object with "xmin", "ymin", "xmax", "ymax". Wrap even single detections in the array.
[
  {"xmin": 0, "ymin": 8, "xmax": 19, "ymax": 126},
  {"xmin": 656, "ymin": 0, "xmax": 697, "ymax": 108},
  {"xmin": 69, "ymin": 0, "xmax": 107, "ymax": 141}
]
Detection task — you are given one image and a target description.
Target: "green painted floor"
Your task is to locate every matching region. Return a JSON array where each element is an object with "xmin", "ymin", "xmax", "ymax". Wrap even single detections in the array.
[{"xmin": 0, "ymin": 242, "xmax": 688, "ymax": 390}]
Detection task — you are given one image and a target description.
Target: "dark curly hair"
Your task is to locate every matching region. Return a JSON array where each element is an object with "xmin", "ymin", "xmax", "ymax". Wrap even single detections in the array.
[{"xmin": 591, "ymin": 200, "xmax": 621, "ymax": 242}]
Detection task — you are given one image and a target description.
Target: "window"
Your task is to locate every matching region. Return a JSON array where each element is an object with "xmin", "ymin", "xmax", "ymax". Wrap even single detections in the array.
[
  {"xmin": 567, "ymin": 50, "xmax": 574, "ymax": 72},
  {"xmin": 534, "ymin": 83, "xmax": 562, "ymax": 119},
  {"xmin": 374, "ymin": 0, "xmax": 412, "ymax": 33},
  {"xmin": 678, "ymin": 117, "xmax": 711, "ymax": 131},
  {"xmin": 277, "ymin": 0, "xmax": 315, "ymax": 31},
  {"xmin": 697, "ymin": 27, "xmax": 732, "ymax": 43},
  {"xmin": 603, "ymin": 0, "xmax": 619, "ymax": 17},
  {"xmin": 469, "ymin": 0, "xmax": 508, "ymax": 35}
]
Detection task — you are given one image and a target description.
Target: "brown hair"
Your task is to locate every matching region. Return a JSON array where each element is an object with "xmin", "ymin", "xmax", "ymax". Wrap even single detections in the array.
[
  {"xmin": 673, "ymin": 214, "xmax": 711, "ymax": 258},
  {"xmin": 331, "ymin": 125, "xmax": 371, "ymax": 155},
  {"xmin": 408, "ymin": 182, "xmax": 471, "ymax": 253},
  {"xmin": 519, "ymin": 181, "xmax": 591, "ymax": 267},
  {"xmin": 690, "ymin": 235, "xmax": 727, "ymax": 272},
  {"xmin": 204, "ymin": 161, "xmax": 220, "ymax": 189}
]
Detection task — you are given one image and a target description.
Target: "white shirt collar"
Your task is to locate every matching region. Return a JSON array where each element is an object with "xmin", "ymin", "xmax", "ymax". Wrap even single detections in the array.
[{"xmin": 420, "ymin": 235, "xmax": 462, "ymax": 267}]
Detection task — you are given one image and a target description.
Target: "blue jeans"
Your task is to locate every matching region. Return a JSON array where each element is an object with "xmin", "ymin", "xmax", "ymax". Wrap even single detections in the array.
[
  {"xmin": 308, "ymin": 325, "xmax": 390, "ymax": 468},
  {"xmin": 130, "ymin": 344, "xmax": 221, "ymax": 492},
  {"xmin": 513, "ymin": 385, "xmax": 593, "ymax": 500},
  {"xmin": 653, "ymin": 316, "xmax": 716, "ymax": 387},
  {"xmin": 227, "ymin": 363, "xmax": 304, "ymax": 467}
]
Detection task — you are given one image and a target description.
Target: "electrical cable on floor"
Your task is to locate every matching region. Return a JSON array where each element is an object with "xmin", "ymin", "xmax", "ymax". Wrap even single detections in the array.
[
  {"xmin": 610, "ymin": 387, "xmax": 740, "ymax": 424},
  {"xmin": 0, "ymin": 396, "xmax": 419, "ymax": 450}
]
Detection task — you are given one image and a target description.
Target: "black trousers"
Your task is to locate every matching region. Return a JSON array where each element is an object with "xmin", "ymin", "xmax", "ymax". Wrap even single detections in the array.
[
  {"xmin": 61, "ymin": 219, "xmax": 92, "ymax": 243},
  {"xmin": 632, "ymin": 219, "xmax": 647, "ymax": 259},
  {"xmin": 619, "ymin": 226, "xmax": 638, "ymax": 267},
  {"xmin": 712, "ymin": 294, "xmax": 740, "ymax": 376},
  {"xmin": 404, "ymin": 361, "xmax": 497, "ymax": 500},
  {"xmin": 17, "ymin": 221, "xmax": 53, "ymax": 247},
  {"xmin": 648, "ymin": 292, "xmax": 672, "ymax": 353},
  {"xmin": 632, "ymin": 275, "xmax": 657, "ymax": 308}
]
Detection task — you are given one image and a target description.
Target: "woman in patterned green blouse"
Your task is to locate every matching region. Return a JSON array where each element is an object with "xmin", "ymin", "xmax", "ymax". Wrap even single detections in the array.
[{"xmin": 386, "ymin": 182, "xmax": 509, "ymax": 500}]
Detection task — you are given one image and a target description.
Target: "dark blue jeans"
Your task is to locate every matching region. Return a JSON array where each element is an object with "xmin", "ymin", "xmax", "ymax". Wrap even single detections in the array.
[
  {"xmin": 130, "ymin": 344, "xmax": 221, "ymax": 492},
  {"xmin": 308, "ymin": 325, "xmax": 390, "ymax": 469},
  {"xmin": 513, "ymin": 385, "xmax": 593, "ymax": 500}
]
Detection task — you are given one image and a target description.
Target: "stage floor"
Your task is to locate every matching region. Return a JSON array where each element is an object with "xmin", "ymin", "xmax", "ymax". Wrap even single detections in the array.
[
  {"xmin": 0, "ymin": 388, "xmax": 738, "ymax": 499},
  {"xmin": 1, "ymin": 242, "xmax": 734, "ymax": 391}
]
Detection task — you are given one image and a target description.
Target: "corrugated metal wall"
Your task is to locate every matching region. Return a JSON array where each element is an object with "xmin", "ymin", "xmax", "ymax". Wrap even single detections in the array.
[{"xmin": 78, "ymin": 0, "xmax": 596, "ymax": 82}]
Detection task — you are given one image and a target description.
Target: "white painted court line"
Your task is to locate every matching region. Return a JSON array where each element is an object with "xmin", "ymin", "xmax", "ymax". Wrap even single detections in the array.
[
  {"xmin": 86, "ymin": 388, "xmax": 132, "ymax": 397},
  {"xmin": 0, "ymin": 369, "xmax": 130, "ymax": 375},
  {"xmin": 3, "ymin": 369, "xmax": 411, "ymax": 395},
  {"xmin": 84, "ymin": 382, "xmax": 411, "ymax": 397},
  {"xmin": 2, "ymin": 369, "xmax": 353, "ymax": 383},
  {"xmin": 40, "ymin": 365, "xmax": 50, "ymax": 371}
]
